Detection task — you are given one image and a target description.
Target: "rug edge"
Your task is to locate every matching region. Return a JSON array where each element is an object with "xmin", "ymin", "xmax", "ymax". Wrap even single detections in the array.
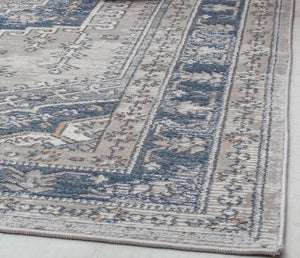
[
  {"xmin": 278, "ymin": 0, "xmax": 295, "ymax": 254},
  {"xmin": 0, "ymin": 227, "xmax": 284, "ymax": 256}
]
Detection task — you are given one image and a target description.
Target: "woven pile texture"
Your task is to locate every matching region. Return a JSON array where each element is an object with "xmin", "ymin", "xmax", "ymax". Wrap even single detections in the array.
[{"xmin": 0, "ymin": 0, "xmax": 292, "ymax": 255}]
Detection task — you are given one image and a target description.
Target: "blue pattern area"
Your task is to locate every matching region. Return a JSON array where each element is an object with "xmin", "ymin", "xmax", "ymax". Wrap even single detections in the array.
[
  {"xmin": 131, "ymin": 0, "xmax": 246, "ymax": 204},
  {"xmin": 0, "ymin": 0, "xmax": 99, "ymax": 30},
  {"xmin": 1, "ymin": 102, "xmax": 117, "ymax": 136},
  {"xmin": 0, "ymin": 0, "xmax": 246, "ymax": 205}
]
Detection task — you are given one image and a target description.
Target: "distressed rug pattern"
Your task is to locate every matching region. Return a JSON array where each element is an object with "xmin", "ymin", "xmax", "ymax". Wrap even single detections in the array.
[{"xmin": 0, "ymin": 0, "xmax": 292, "ymax": 255}]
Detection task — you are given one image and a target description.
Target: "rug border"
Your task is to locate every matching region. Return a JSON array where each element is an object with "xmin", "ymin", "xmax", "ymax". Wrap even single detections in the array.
[
  {"xmin": 279, "ymin": 0, "xmax": 294, "ymax": 253},
  {"xmin": 0, "ymin": 0, "xmax": 294, "ymax": 255}
]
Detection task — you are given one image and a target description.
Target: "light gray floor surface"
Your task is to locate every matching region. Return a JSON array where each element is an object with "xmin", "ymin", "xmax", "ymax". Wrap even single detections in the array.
[{"xmin": 0, "ymin": 2, "xmax": 299, "ymax": 258}]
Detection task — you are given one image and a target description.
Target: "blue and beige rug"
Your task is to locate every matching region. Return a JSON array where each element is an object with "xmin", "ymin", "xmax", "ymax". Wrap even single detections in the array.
[{"xmin": 0, "ymin": 0, "xmax": 293, "ymax": 255}]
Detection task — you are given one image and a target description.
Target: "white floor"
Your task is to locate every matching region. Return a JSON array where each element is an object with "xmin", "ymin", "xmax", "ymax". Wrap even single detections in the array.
[{"xmin": 0, "ymin": 2, "xmax": 299, "ymax": 258}]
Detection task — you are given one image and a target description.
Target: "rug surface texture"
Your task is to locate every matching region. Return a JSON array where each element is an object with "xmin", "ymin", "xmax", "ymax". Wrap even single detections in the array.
[{"xmin": 0, "ymin": 0, "xmax": 292, "ymax": 255}]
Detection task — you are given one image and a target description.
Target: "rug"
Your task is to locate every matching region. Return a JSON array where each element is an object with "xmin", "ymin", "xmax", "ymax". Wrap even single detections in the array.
[{"xmin": 0, "ymin": 0, "xmax": 292, "ymax": 255}]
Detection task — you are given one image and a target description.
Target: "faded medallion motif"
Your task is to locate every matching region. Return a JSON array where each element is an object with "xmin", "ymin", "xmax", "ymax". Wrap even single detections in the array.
[{"xmin": 0, "ymin": 0, "xmax": 292, "ymax": 255}]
